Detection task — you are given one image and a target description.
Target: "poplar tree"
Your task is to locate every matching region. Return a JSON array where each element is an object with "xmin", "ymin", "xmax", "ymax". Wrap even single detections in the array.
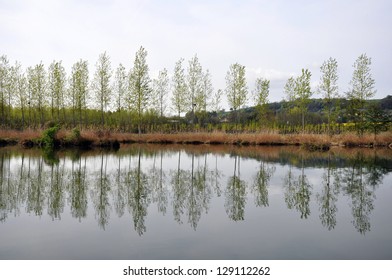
[
  {"xmin": 284, "ymin": 69, "xmax": 312, "ymax": 133},
  {"xmin": 153, "ymin": 68, "xmax": 169, "ymax": 117},
  {"xmin": 211, "ymin": 89, "xmax": 223, "ymax": 113},
  {"xmin": 187, "ymin": 54, "xmax": 203, "ymax": 115},
  {"xmin": 0, "ymin": 55, "xmax": 10, "ymax": 127},
  {"xmin": 129, "ymin": 46, "xmax": 151, "ymax": 135},
  {"xmin": 319, "ymin": 57, "xmax": 339, "ymax": 135},
  {"xmin": 225, "ymin": 63, "xmax": 248, "ymax": 127},
  {"xmin": 27, "ymin": 62, "xmax": 47, "ymax": 127},
  {"xmin": 253, "ymin": 77, "xmax": 270, "ymax": 125},
  {"xmin": 11, "ymin": 62, "xmax": 27, "ymax": 128},
  {"xmin": 92, "ymin": 51, "xmax": 112, "ymax": 126},
  {"xmin": 48, "ymin": 61, "xmax": 67, "ymax": 122},
  {"xmin": 113, "ymin": 63, "xmax": 127, "ymax": 128},
  {"xmin": 70, "ymin": 60, "xmax": 89, "ymax": 127},
  {"xmin": 347, "ymin": 54, "xmax": 376, "ymax": 135},
  {"xmin": 171, "ymin": 58, "xmax": 187, "ymax": 118},
  {"xmin": 200, "ymin": 69, "xmax": 213, "ymax": 112}
]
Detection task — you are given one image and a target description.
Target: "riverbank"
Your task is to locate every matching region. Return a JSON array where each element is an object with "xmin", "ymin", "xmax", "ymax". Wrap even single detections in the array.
[{"xmin": 0, "ymin": 129, "xmax": 391, "ymax": 149}]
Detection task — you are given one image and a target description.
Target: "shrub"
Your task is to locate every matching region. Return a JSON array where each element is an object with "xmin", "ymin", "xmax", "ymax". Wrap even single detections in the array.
[{"xmin": 40, "ymin": 125, "xmax": 60, "ymax": 148}]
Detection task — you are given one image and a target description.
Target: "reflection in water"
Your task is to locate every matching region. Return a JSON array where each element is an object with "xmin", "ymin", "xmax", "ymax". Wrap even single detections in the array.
[
  {"xmin": 317, "ymin": 153, "xmax": 339, "ymax": 230},
  {"xmin": 284, "ymin": 157, "xmax": 312, "ymax": 219},
  {"xmin": 252, "ymin": 161, "xmax": 275, "ymax": 208},
  {"xmin": 125, "ymin": 148, "xmax": 150, "ymax": 235},
  {"xmin": 0, "ymin": 146, "xmax": 391, "ymax": 237},
  {"xmin": 338, "ymin": 152, "xmax": 388, "ymax": 234},
  {"xmin": 70, "ymin": 156, "xmax": 88, "ymax": 221},
  {"xmin": 225, "ymin": 155, "xmax": 247, "ymax": 221}
]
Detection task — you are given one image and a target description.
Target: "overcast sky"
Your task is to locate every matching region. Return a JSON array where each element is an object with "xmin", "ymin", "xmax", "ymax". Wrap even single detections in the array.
[{"xmin": 1, "ymin": 0, "xmax": 391, "ymax": 108}]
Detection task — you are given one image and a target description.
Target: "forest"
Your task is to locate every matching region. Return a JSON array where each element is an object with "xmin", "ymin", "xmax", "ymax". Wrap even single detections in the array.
[{"xmin": 0, "ymin": 48, "xmax": 391, "ymax": 140}]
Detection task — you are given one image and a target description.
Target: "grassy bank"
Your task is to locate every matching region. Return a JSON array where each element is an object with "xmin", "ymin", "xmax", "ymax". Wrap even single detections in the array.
[{"xmin": 0, "ymin": 129, "xmax": 391, "ymax": 149}]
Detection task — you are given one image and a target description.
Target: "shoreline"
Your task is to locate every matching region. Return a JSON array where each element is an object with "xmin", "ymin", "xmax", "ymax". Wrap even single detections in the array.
[{"xmin": 0, "ymin": 129, "xmax": 391, "ymax": 150}]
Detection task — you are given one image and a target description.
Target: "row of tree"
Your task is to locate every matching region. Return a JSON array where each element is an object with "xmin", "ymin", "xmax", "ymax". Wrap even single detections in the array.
[{"xmin": 0, "ymin": 48, "xmax": 385, "ymax": 134}]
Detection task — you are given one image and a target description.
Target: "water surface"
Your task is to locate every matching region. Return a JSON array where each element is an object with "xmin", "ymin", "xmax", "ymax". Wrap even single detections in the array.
[{"xmin": 0, "ymin": 145, "xmax": 391, "ymax": 259}]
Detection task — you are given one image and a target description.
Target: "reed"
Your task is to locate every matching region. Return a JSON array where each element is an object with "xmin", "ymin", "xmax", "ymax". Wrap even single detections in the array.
[{"xmin": 0, "ymin": 129, "xmax": 391, "ymax": 148}]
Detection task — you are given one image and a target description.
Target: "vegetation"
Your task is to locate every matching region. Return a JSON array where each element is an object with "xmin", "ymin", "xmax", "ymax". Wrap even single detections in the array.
[
  {"xmin": 0, "ymin": 49, "xmax": 390, "ymax": 149},
  {"xmin": 319, "ymin": 57, "xmax": 339, "ymax": 136},
  {"xmin": 284, "ymin": 69, "xmax": 313, "ymax": 133},
  {"xmin": 347, "ymin": 54, "xmax": 376, "ymax": 135}
]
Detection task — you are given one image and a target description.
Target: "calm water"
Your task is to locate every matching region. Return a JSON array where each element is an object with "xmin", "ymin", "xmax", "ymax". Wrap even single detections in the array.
[{"xmin": 0, "ymin": 145, "xmax": 391, "ymax": 260}]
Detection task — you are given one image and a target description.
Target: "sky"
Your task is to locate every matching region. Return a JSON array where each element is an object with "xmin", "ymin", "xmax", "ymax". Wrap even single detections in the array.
[{"xmin": 1, "ymin": 0, "xmax": 391, "ymax": 110}]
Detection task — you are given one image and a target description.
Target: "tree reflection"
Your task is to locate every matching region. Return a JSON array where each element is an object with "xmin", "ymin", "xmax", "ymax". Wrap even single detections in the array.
[
  {"xmin": 338, "ymin": 151, "xmax": 387, "ymax": 234},
  {"xmin": 252, "ymin": 161, "xmax": 275, "ymax": 207},
  {"xmin": 186, "ymin": 153, "xmax": 212, "ymax": 229},
  {"xmin": 113, "ymin": 156, "xmax": 126, "ymax": 217},
  {"xmin": 68, "ymin": 156, "xmax": 88, "ymax": 221},
  {"xmin": 0, "ymin": 153, "xmax": 11, "ymax": 222},
  {"xmin": 47, "ymin": 158, "xmax": 66, "ymax": 220},
  {"xmin": 26, "ymin": 157, "xmax": 46, "ymax": 216},
  {"xmin": 169, "ymin": 151, "xmax": 213, "ymax": 229},
  {"xmin": 284, "ymin": 158, "xmax": 312, "ymax": 219},
  {"xmin": 225, "ymin": 155, "xmax": 247, "ymax": 221},
  {"xmin": 171, "ymin": 150, "xmax": 187, "ymax": 224},
  {"xmin": 149, "ymin": 150, "xmax": 168, "ymax": 215},
  {"xmin": 125, "ymin": 148, "xmax": 150, "ymax": 235},
  {"xmin": 317, "ymin": 152, "xmax": 339, "ymax": 230},
  {"xmin": 212, "ymin": 154, "xmax": 223, "ymax": 197},
  {"xmin": 91, "ymin": 153, "xmax": 111, "ymax": 229},
  {"xmin": 0, "ymin": 146, "xmax": 391, "ymax": 237}
]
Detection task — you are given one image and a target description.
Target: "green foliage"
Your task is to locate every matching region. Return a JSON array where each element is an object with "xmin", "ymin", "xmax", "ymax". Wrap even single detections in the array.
[
  {"xmin": 40, "ymin": 123, "xmax": 60, "ymax": 148},
  {"xmin": 92, "ymin": 51, "xmax": 112, "ymax": 126},
  {"xmin": 253, "ymin": 78, "xmax": 270, "ymax": 126},
  {"xmin": 347, "ymin": 54, "xmax": 376, "ymax": 136},
  {"xmin": 365, "ymin": 103, "xmax": 391, "ymax": 138},
  {"xmin": 171, "ymin": 58, "xmax": 187, "ymax": 118},
  {"xmin": 319, "ymin": 57, "xmax": 339, "ymax": 135},
  {"xmin": 129, "ymin": 46, "xmax": 152, "ymax": 134},
  {"xmin": 284, "ymin": 69, "xmax": 312, "ymax": 132},
  {"xmin": 0, "ymin": 50, "xmax": 390, "ymax": 136},
  {"xmin": 187, "ymin": 54, "xmax": 204, "ymax": 113}
]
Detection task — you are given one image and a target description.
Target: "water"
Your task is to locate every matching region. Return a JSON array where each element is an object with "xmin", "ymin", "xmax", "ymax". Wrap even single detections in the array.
[{"xmin": 0, "ymin": 145, "xmax": 391, "ymax": 259}]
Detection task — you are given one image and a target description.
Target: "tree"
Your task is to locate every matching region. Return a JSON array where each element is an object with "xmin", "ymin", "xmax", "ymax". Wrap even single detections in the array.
[
  {"xmin": 92, "ymin": 51, "xmax": 112, "ymax": 126},
  {"xmin": 171, "ymin": 58, "xmax": 187, "ymax": 118},
  {"xmin": 201, "ymin": 69, "xmax": 213, "ymax": 112},
  {"xmin": 48, "ymin": 61, "xmax": 67, "ymax": 123},
  {"xmin": 153, "ymin": 68, "xmax": 169, "ymax": 117},
  {"xmin": 253, "ymin": 77, "xmax": 270, "ymax": 126},
  {"xmin": 225, "ymin": 63, "xmax": 248, "ymax": 128},
  {"xmin": 70, "ymin": 60, "xmax": 89, "ymax": 127},
  {"xmin": 319, "ymin": 57, "xmax": 339, "ymax": 136},
  {"xmin": 0, "ymin": 55, "xmax": 10, "ymax": 127},
  {"xmin": 10, "ymin": 62, "xmax": 28, "ymax": 128},
  {"xmin": 211, "ymin": 89, "xmax": 223, "ymax": 113},
  {"xmin": 113, "ymin": 63, "xmax": 127, "ymax": 129},
  {"xmin": 187, "ymin": 54, "xmax": 203, "ymax": 118},
  {"xmin": 129, "ymin": 46, "xmax": 152, "ymax": 135},
  {"xmin": 113, "ymin": 64, "xmax": 127, "ymax": 112},
  {"xmin": 27, "ymin": 62, "xmax": 47, "ymax": 127},
  {"xmin": 365, "ymin": 103, "xmax": 391, "ymax": 140},
  {"xmin": 284, "ymin": 69, "xmax": 312, "ymax": 132},
  {"xmin": 347, "ymin": 54, "xmax": 376, "ymax": 135}
]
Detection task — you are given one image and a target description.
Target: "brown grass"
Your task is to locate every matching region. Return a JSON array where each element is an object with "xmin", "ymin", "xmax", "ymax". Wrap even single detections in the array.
[
  {"xmin": 0, "ymin": 129, "xmax": 41, "ymax": 141},
  {"xmin": 0, "ymin": 129, "xmax": 391, "ymax": 149}
]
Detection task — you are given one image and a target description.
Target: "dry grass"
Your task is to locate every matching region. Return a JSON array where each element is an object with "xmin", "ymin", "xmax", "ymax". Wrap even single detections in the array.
[
  {"xmin": 0, "ymin": 129, "xmax": 41, "ymax": 141},
  {"xmin": 1, "ymin": 129, "xmax": 392, "ymax": 148}
]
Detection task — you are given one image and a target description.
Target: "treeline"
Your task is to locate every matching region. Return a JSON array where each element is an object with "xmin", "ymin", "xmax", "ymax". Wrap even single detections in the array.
[{"xmin": 0, "ymin": 48, "xmax": 390, "ymax": 134}]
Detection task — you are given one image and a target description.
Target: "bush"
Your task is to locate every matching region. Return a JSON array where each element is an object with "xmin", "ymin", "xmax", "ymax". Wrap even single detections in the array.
[{"xmin": 40, "ymin": 125, "xmax": 60, "ymax": 148}]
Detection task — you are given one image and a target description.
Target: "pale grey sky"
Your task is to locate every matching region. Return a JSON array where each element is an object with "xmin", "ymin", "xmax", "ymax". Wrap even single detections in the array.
[{"xmin": 1, "ymin": 0, "xmax": 391, "ymax": 109}]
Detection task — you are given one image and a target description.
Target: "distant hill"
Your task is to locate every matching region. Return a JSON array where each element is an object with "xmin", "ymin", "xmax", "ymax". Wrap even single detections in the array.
[{"xmin": 265, "ymin": 95, "xmax": 392, "ymax": 114}]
